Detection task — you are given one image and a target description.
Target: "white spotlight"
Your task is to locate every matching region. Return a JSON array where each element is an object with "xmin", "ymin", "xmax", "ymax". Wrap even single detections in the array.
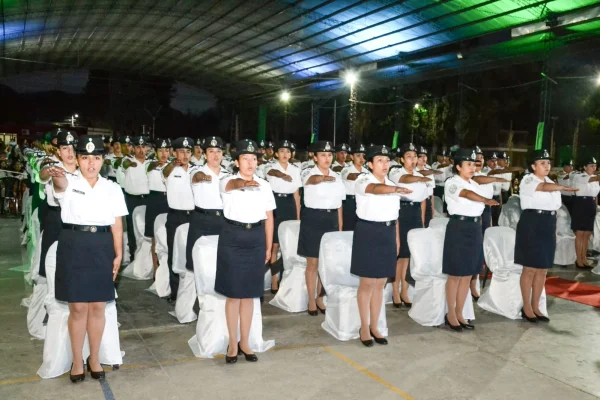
[
  {"xmin": 345, "ymin": 71, "xmax": 358, "ymax": 86},
  {"xmin": 280, "ymin": 91, "xmax": 290, "ymax": 102}
]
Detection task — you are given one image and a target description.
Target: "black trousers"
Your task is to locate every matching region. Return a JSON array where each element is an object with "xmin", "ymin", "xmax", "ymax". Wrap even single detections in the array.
[
  {"xmin": 342, "ymin": 196, "xmax": 357, "ymax": 231},
  {"xmin": 501, "ymin": 190, "xmax": 511, "ymax": 205},
  {"xmin": 124, "ymin": 193, "xmax": 148, "ymax": 260},
  {"xmin": 166, "ymin": 209, "xmax": 192, "ymax": 299},
  {"xmin": 491, "ymin": 195, "xmax": 501, "ymax": 226}
]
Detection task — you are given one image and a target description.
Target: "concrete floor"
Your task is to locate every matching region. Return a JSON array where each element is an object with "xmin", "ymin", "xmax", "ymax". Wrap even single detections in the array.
[{"xmin": 1, "ymin": 218, "xmax": 600, "ymax": 400}]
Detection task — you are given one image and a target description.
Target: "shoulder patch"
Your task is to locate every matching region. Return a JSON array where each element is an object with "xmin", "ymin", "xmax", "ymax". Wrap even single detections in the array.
[
  {"xmin": 448, "ymin": 184, "xmax": 458, "ymax": 194},
  {"xmin": 523, "ymin": 176, "xmax": 533, "ymax": 184}
]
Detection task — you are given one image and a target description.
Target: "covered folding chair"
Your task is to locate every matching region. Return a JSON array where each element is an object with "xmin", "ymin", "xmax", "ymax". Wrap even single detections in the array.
[
  {"xmin": 146, "ymin": 213, "xmax": 170, "ymax": 298},
  {"xmin": 319, "ymin": 232, "xmax": 388, "ymax": 341},
  {"xmin": 428, "ymin": 217, "xmax": 449, "ymax": 230},
  {"xmin": 477, "ymin": 227, "xmax": 548, "ymax": 319},
  {"xmin": 37, "ymin": 243, "xmax": 123, "ymax": 379},
  {"xmin": 188, "ymin": 235, "xmax": 274, "ymax": 358},
  {"xmin": 170, "ymin": 223, "xmax": 197, "ymax": 324},
  {"xmin": 407, "ymin": 227, "xmax": 475, "ymax": 326},
  {"xmin": 554, "ymin": 205, "xmax": 576, "ymax": 266},
  {"xmin": 121, "ymin": 205, "xmax": 154, "ymax": 280},
  {"xmin": 589, "ymin": 207, "xmax": 600, "ymax": 252},
  {"xmin": 269, "ymin": 221, "xmax": 309, "ymax": 312},
  {"xmin": 498, "ymin": 195, "xmax": 521, "ymax": 230},
  {"xmin": 24, "ymin": 234, "xmax": 47, "ymax": 339},
  {"xmin": 433, "ymin": 195, "xmax": 444, "ymax": 218}
]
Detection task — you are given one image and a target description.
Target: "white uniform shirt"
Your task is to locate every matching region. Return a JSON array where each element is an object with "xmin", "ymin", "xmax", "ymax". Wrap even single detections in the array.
[
  {"xmin": 301, "ymin": 159, "xmax": 315, "ymax": 170},
  {"xmin": 355, "ymin": 173, "xmax": 400, "ymax": 221},
  {"xmin": 572, "ymin": 172, "xmax": 600, "ymax": 197},
  {"xmin": 123, "ymin": 156, "xmax": 150, "ymax": 195},
  {"xmin": 301, "ymin": 166, "xmax": 346, "ymax": 209},
  {"xmin": 557, "ymin": 171, "xmax": 573, "ymax": 197},
  {"xmin": 190, "ymin": 164, "xmax": 229, "ymax": 210},
  {"xmin": 496, "ymin": 167, "xmax": 512, "ymax": 192},
  {"xmin": 434, "ymin": 165, "xmax": 452, "ymax": 186},
  {"xmin": 105, "ymin": 153, "xmax": 118, "ymax": 178},
  {"xmin": 56, "ymin": 175, "xmax": 128, "ymax": 225},
  {"xmin": 474, "ymin": 170, "xmax": 495, "ymax": 200},
  {"xmin": 44, "ymin": 161, "xmax": 79, "ymax": 207},
  {"xmin": 164, "ymin": 165, "xmax": 195, "ymax": 210},
  {"xmin": 417, "ymin": 166, "xmax": 435, "ymax": 197},
  {"xmin": 219, "ymin": 173, "xmax": 276, "ymax": 223},
  {"xmin": 519, "ymin": 174, "xmax": 561, "ymax": 211},
  {"xmin": 191, "ymin": 155, "xmax": 205, "ymax": 165},
  {"xmin": 332, "ymin": 160, "xmax": 351, "ymax": 169},
  {"xmin": 265, "ymin": 161, "xmax": 301, "ymax": 194},
  {"xmin": 148, "ymin": 165, "xmax": 167, "ymax": 192},
  {"xmin": 341, "ymin": 164, "xmax": 366, "ymax": 196},
  {"xmin": 444, "ymin": 175, "xmax": 488, "ymax": 217},
  {"xmin": 388, "ymin": 167, "xmax": 429, "ymax": 202}
]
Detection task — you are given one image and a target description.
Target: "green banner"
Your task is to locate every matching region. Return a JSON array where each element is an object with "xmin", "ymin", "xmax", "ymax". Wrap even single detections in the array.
[
  {"xmin": 310, "ymin": 133, "xmax": 316, "ymax": 143},
  {"xmin": 535, "ymin": 122, "xmax": 544, "ymax": 150},
  {"xmin": 392, "ymin": 130, "xmax": 399, "ymax": 149},
  {"xmin": 258, "ymin": 105, "xmax": 267, "ymax": 142}
]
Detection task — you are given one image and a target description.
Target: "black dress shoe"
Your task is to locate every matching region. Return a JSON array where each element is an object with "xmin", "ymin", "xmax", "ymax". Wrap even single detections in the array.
[
  {"xmin": 472, "ymin": 294, "xmax": 480, "ymax": 301},
  {"xmin": 401, "ymin": 300, "xmax": 412, "ymax": 309},
  {"xmin": 370, "ymin": 329, "xmax": 388, "ymax": 345},
  {"xmin": 444, "ymin": 314, "xmax": 463, "ymax": 332},
  {"xmin": 307, "ymin": 306, "xmax": 318, "ymax": 316},
  {"xmin": 458, "ymin": 321, "xmax": 475, "ymax": 330},
  {"xmin": 238, "ymin": 343, "xmax": 258, "ymax": 362},
  {"xmin": 270, "ymin": 288, "xmax": 278, "ymax": 295},
  {"xmin": 86, "ymin": 356, "xmax": 105, "ymax": 380},
  {"xmin": 534, "ymin": 312, "xmax": 550, "ymax": 323},
  {"xmin": 225, "ymin": 346, "xmax": 238, "ymax": 364},
  {"xmin": 392, "ymin": 301, "xmax": 402, "ymax": 308},
  {"xmin": 521, "ymin": 308, "xmax": 538, "ymax": 323},
  {"xmin": 69, "ymin": 362, "xmax": 85, "ymax": 383},
  {"xmin": 167, "ymin": 296, "xmax": 176, "ymax": 304},
  {"xmin": 576, "ymin": 263, "xmax": 593, "ymax": 271},
  {"xmin": 316, "ymin": 304, "xmax": 326, "ymax": 315},
  {"xmin": 360, "ymin": 337, "xmax": 374, "ymax": 347}
]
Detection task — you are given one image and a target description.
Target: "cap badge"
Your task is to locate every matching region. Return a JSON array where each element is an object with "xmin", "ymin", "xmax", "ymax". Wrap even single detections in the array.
[
  {"xmin": 86, "ymin": 141, "xmax": 95, "ymax": 153},
  {"xmin": 324, "ymin": 142, "xmax": 331, "ymax": 151},
  {"xmin": 382, "ymin": 146, "xmax": 389, "ymax": 155},
  {"xmin": 342, "ymin": 144, "xmax": 347, "ymax": 151},
  {"xmin": 543, "ymin": 150, "xmax": 549, "ymax": 158},
  {"xmin": 409, "ymin": 143, "xmax": 415, "ymax": 151},
  {"xmin": 161, "ymin": 140, "xmax": 167, "ymax": 148},
  {"xmin": 66, "ymin": 133, "xmax": 74, "ymax": 143},
  {"xmin": 125, "ymin": 137, "xmax": 130, "ymax": 143},
  {"xmin": 247, "ymin": 143, "xmax": 255, "ymax": 152},
  {"xmin": 593, "ymin": 157, "xmax": 597, "ymax": 164},
  {"xmin": 183, "ymin": 138, "xmax": 189, "ymax": 148},
  {"xmin": 471, "ymin": 151, "xmax": 476, "ymax": 160},
  {"xmin": 139, "ymin": 137, "xmax": 144, "ymax": 145},
  {"xmin": 210, "ymin": 139, "xmax": 217, "ymax": 147}
]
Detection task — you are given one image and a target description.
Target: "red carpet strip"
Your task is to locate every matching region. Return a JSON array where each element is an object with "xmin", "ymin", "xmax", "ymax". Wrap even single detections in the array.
[{"xmin": 545, "ymin": 277, "xmax": 600, "ymax": 308}]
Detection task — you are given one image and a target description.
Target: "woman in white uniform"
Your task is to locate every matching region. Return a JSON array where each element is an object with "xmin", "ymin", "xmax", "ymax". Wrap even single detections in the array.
[
  {"xmin": 516, "ymin": 149, "xmax": 577, "ymax": 322},
  {"xmin": 265, "ymin": 139, "xmax": 301, "ymax": 294},
  {"xmin": 388, "ymin": 143, "xmax": 430, "ymax": 308},
  {"xmin": 570, "ymin": 157, "xmax": 600, "ymax": 269},
  {"xmin": 443, "ymin": 149, "xmax": 498, "ymax": 331},
  {"xmin": 50, "ymin": 135, "xmax": 128, "ymax": 382},
  {"xmin": 215, "ymin": 139, "xmax": 275, "ymax": 364},
  {"xmin": 416, "ymin": 146, "xmax": 439, "ymax": 227},
  {"xmin": 351, "ymin": 145, "xmax": 411, "ymax": 347},
  {"xmin": 340, "ymin": 144, "xmax": 367, "ymax": 231},
  {"xmin": 298, "ymin": 141, "xmax": 345, "ymax": 315}
]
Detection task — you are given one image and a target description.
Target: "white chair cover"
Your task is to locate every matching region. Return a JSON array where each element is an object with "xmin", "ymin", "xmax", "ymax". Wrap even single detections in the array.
[
  {"xmin": 24, "ymin": 207, "xmax": 41, "ymax": 285},
  {"xmin": 318, "ymin": 232, "xmax": 388, "ymax": 341},
  {"xmin": 38, "ymin": 243, "xmax": 124, "ymax": 379},
  {"xmin": 121, "ymin": 206, "xmax": 154, "ymax": 280},
  {"xmin": 21, "ymin": 188, "xmax": 31, "ymax": 245},
  {"xmin": 477, "ymin": 227, "xmax": 548, "ymax": 319},
  {"xmin": 146, "ymin": 213, "xmax": 170, "ymax": 297},
  {"xmin": 554, "ymin": 205, "xmax": 576, "ymax": 266},
  {"xmin": 498, "ymin": 195, "xmax": 521, "ymax": 230},
  {"xmin": 22, "ymin": 233, "xmax": 43, "ymax": 308},
  {"xmin": 122, "ymin": 222, "xmax": 131, "ymax": 265},
  {"xmin": 428, "ymin": 217, "xmax": 449, "ymax": 230},
  {"xmin": 433, "ymin": 195, "xmax": 444, "ymax": 218},
  {"xmin": 590, "ymin": 210, "xmax": 600, "ymax": 252},
  {"xmin": 269, "ymin": 221, "xmax": 309, "ymax": 312},
  {"xmin": 169, "ymin": 223, "xmax": 197, "ymax": 324},
  {"xmin": 26, "ymin": 277, "xmax": 48, "ymax": 340},
  {"xmin": 188, "ymin": 235, "xmax": 274, "ymax": 358},
  {"xmin": 407, "ymin": 228, "xmax": 475, "ymax": 327}
]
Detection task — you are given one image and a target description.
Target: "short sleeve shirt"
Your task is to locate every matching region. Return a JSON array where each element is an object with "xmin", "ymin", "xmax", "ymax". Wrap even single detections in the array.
[
  {"xmin": 220, "ymin": 173, "xmax": 276, "ymax": 223},
  {"xmin": 444, "ymin": 175, "xmax": 486, "ymax": 217},
  {"xmin": 301, "ymin": 166, "xmax": 346, "ymax": 209},
  {"xmin": 388, "ymin": 167, "xmax": 429, "ymax": 202},
  {"xmin": 355, "ymin": 173, "xmax": 400, "ymax": 221},
  {"xmin": 519, "ymin": 174, "xmax": 561, "ymax": 211}
]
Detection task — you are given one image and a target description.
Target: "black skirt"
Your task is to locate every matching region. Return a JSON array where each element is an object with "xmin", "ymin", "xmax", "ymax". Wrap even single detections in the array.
[
  {"xmin": 185, "ymin": 209, "xmax": 224, "ymax": 271},
  {"xmin": 561, "ymin": 195, "xmax": 574, "ymax": 216},
  {"xmin": 424, "ymin": 196, "xmax": 433, "ymax": 228},
  {"xmin": 481, "ymin": 205, "xmax": 492, "ymax": 235},
  {"xmin": 144, "ymin": 191, "xmax": 169, "ymax": 237},
  {"xmin": 515, "ymin": 210, "xmax": 557, "ymax": 269},
  {"xmin": 55, "ymin": 228, "xmax": 116, "ymax": 302},
  {"xmin": 39, "ymin": 206, "xmax": 62, "ymax": 278},
  {"xmin": 350, "ymin": 219, "xmax": 396, "ymax": 278},
  {"xmin": 442, "ymin": 217, "xmax": 483, "ymax": 277},
  {"xmin": 273, "ymin": 194, "xmax": 297, "ymax": 244},
  {"xmin": 342, "ymin": 196, "xmax": 357, "ymax": 232},
  {"xmin": 398, "ymin": 202, "xmax": 423, "ymax": 259},
  {"xmin": 297, "ymin": 207, "xmax": 339, "ymax": 258},
  {"xmin": 215, "ymin": 221, "xmax": 266, "ymax": 298},
  {"xmin": 571, "ymin": 197, "xmax": 596, "ymax": 232}
]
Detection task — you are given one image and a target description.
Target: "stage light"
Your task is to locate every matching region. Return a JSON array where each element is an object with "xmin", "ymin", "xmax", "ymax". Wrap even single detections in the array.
[
  {"xmin": 345, "ymin": 71, "xmax": 358, "ymax": 86},
  {"xmin": 280, "ymin": 91, "xmax": 290, "ymax": 102}
]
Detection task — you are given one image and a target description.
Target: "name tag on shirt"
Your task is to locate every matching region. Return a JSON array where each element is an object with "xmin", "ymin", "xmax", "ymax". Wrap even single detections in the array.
[
  {"xmin": 174, "ymin": 175, "xmax": 182, "ymax": 178},
  {"xmin": 72, "ymin": 189, "xmax": 85, "ymax": 195}
]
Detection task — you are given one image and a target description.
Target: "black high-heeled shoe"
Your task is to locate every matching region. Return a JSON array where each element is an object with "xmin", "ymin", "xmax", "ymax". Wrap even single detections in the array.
[
  {"xmin": 392, "ymin": 301, "xmax": 402, "ymax": 308},
  {"xmin": 225, "ymin": 346, "xmax": 238, "ymax": 364},
  {"xmin": 370, "ymin": 329, "xmax": 388, "ymax": 345},
  {"xmin": 307, "ymin": 305, "xmax": 318, "ymax": 316},
  {"xmin": 576, "ymin": 263, "xmax": 593, "ymax": 271},
  {"xmin": 69, "ymin": 362, "xmax": 85, "ymax": 383},
  {"xmin": 359, "ymin": 329, "xmax": 374, "ymax": 347},
  {"xmin": 458, "ymin": 320, "xmax": 475, "ymax": 330},
  {"xmin": 533, "ymin": 312, "xmax": 550, "ymax": 323},
  {"xmin": 444, "ymin": 314, "xmax": 463, "ymax": 332},
  {"xmin": 521, "ymin": 308, "xmax": 538, "ymax": 323},
  {"xmin": 316, "ymin": 304, "xmax": 326, "ymax": 315},
  {"xmin": 238, "ymin": 343, "xmax": 258, "ymax": 362},
  {"xmin": 86, "ymin": 356, "xmax": 105, "ymax": 380},
  {"xmin": 472, "ymin": 294, "xmax": 480, "ymax": 301},
  {"xmin": 401, "ymin": 300, "xmax": 412, "ymax": 309}
]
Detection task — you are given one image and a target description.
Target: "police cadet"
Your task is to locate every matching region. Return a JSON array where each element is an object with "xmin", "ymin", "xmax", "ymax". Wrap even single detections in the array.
[
  {"xmin": 443, "ymin": 148, "xmax": 498, "ymax": 331},
  {"xmin": 496, "ymin": 152, "xmax": 513, "ymax": 204},
  {"xmin": 51, "ymin": 135, "xmax": 128, "ymax": 382},
  {"xmin": 298, "ymin": 140, "xmax": 345, "ymax": 315},
  {"xmin": 432, "ymin": 149, "xmax": 450, "ymax": 200},
  {"xmin": 215, "ymin": 139, "xmax": 275, "ymax": 364},
  {"xmin": 570, "ymin": 157, "xmax": 600, "ymax": 269},
  {"xmin": 340, "ymin": 143, "xmax": 367, "ymax": 232},
  {"xmin": 351, "ymin": 145, "xmax": 412, "ymax": 347},
  {"xmin": 557, "ymin": 160, "xmax": 574, "ymax": 215},
  {"xmin": 332, "ymin": 143, "xmax": 351, "ymax": 172},
  {"xmin": 265, "ymin": 139, "xmax": 301, "ymax": 294},
  {"xmin": 191, "ymin": 138, "xmax": 205, "ymax": 165},
  {"xmin": 162, "ymin": 137, "xmax": 195, "ymax": 302},
  {"xmin": 113, "ymin": 135, "xmax": 133, "ymax": 190},
  {"xmin": 388, "ymin": 143, "xmax": 430, "ymax": 308},
  {"xmin": 516, "ymin": 149, "xmax": 577, "ymax": 322},
  {"xmin": 145, "ymin": 138, "xmax": 171, "ymax": 271},
  {"xmin": 104, "ymin": 138, "xmax": 122, "ymax": 183},
  {"xmin": 37, "ymin": 130, "xmax": 78, "ymax": 278},
  {"xmin": 416, "ymin": 146, "xmax": 440, "ymax": 227},
  {"xmin": 185, "ymin": 136, "xmax": 228, "ymax": 274}
]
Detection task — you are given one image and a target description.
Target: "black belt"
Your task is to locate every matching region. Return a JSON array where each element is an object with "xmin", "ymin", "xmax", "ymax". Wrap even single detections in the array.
[
  {"xmin": 62, "ymin": 223, "xmax": 111, "ymax": 233},
  {"xmin": 47, "ymin": 204, "xmax": 61, "ymax": 211},
  {"xmin": 224, "ymin": 217, "xmax": 263, "ymax": 229},
  {"xmin": 357, "ymin": 218, "xmax": 395, "ymax": 227},
  {"xmin": 307, "ymin": 207, "xmax": 337, "ymax": 213},
  {"xmin": 150, "ymin": 190, "xmax": 167, "ymax": 196},
  {"xmin": 194, "ymin": 207, "xmax": 223, "ymax": 216},
  {"xmin": 450, "ymin": 215, "xmax": 480, "ymax": 222},
  {"xmin": 169, "ymin": 208, "xmax": 191, "ymax": 215},
  {"xmin": 400, "ymin": 200, "xmax": 421, "ymax": 206},
  {"xmin": 344, "ymin": 195, "xmax": 355, "ymax": 199},
  {"xmin": 523, "ymin": 209, "xmax": 557, "ymax": 216},
  {"xmin": 126, "ymin": 192, "xmax": 147, "ymax": 198},
  {"xmin": 274, "ymin": 193, "xmax": 293, "ymax": 198},
  {"xmin": 576, "ymin": 196, "xmax": 596, "ymax": 200}
]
